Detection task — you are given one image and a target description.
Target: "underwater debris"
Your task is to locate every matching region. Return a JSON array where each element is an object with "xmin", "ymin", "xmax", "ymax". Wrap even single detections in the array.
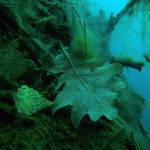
[{"xmin": 0, "ymin": 0, "xmax": 149, "ymax": 149}]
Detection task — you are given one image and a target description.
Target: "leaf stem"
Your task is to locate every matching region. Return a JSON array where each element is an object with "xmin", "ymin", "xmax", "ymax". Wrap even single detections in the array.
[{"xmin": 59, "ymin": 41, "xmax": 103, "ymax": 107}]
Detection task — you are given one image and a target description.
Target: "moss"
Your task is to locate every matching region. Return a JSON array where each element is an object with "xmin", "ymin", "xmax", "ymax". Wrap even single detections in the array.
[{"xmin": 0, "ymin": 109, "xmax": 137, "ymax": 150}]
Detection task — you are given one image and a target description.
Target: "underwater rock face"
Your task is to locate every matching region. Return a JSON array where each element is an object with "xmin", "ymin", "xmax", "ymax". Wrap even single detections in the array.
[{"xmin": 109, "ymin": 0, "xmax": 150, "ymax": 69}]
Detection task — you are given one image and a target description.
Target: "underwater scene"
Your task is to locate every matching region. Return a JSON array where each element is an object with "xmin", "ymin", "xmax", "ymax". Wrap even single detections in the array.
[{"xmin": 0, "ymin": 0, "xmax": 150, "ymax": 149}]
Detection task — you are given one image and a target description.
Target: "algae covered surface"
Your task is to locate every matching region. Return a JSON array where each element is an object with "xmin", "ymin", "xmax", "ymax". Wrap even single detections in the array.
[{"xmin": 0, "ymin": 0, "xmax": 150, "ymax": 149}]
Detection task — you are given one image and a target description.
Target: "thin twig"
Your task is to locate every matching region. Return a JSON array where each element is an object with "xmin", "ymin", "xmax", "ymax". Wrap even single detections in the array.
[
  {"xmin": 84, "ymin": 20, "xmax": 87, "ymax": 59},
  {"xmin": 71, "ymin": 7, "xmax": 87, "ymax": 58},
  {"xmin": 72, "ymin": 6, "xmax": 82, "ymax": 20},
  {"xmin": 132, "ymin": 134, "xmax": 141, "ymax": 150}
]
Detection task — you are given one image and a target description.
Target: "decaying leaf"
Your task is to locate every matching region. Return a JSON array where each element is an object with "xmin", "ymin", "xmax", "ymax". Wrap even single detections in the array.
[{"xmin": 51, "ymin": 43, "xmax": 126, "ymax": 128}]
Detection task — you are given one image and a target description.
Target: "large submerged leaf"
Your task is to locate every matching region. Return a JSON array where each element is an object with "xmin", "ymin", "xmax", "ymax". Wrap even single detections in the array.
[
  {"xmin": 50, "ymin": 42, "xmax": 126, "ymax": 128},
  {"xmin": 51, "ymin": 44, "xmax": 126, "ymax": 128}
]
